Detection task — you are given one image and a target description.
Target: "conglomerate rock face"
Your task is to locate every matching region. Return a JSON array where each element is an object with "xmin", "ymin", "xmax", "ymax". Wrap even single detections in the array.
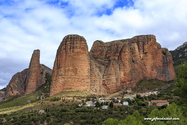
[
  {"xmin": 50, "ymin": 34, "xmax": 176, "ymax": 95},
  {"xmin": 91, "ymin": 35, "xmax": 176, "ymax": 93},
  {"xmin": 50, "ymin": 35, "xmax": 91, "ymax": 96},
  {"xmin": 5, "ymin": 69, "xmax": 28, "ymax": 98},
  {"xmin": 25, "ymin": 50, "xmax": 41, "ymax": 94},
  {"xmin": 5, "ymin": 50, "xmax": 52, "ymax": 98}
]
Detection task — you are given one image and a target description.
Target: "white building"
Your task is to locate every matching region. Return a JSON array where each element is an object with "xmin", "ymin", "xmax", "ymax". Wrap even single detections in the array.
[
  {"xmin": 153, "ymin": 91, "xmax": 158, "ymax": 95},
  {"xmin": 78, "ymin": 103, "xmax": 83, "ymax": 107},
  {"xmin": 85, "ymin": 101, "xmax": 95, "ymax": 107},
  {"xmin": 123, "ymin": 101, "xmax": 128, "ymax": 105},
  {"xmin": 113, "ymin": 97, "xmax": 117, "ymax": 100},
  {"xmin": 117, "ymin": 99, "xmax": 122, "ymax": 103},
  {"xmin": 101, "ymin": 105, "xmax": 108, "ymax": 109},
  {"xmin": 98, "ymin": 98, "xmax": 103, "ymax": 100}
]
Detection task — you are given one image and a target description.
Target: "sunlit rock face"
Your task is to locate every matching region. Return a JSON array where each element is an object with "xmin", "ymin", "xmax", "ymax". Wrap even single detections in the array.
[
  {"xmin": 5, "ymin": 69, "xmax": 28, "ymax": 97},
  {"xmin": 50, "ymin": 35, "xmax": 91, "ymax": 96},
  {"xmin": 50, "ymin": 34, "xmax": 176, "ymax": 95},
  {"xmin": 25, "ymin": 50, "xmax": 41, "ymax": 94}
]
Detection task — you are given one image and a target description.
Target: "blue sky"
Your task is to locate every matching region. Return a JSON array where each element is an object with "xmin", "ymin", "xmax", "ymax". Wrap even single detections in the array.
[{"xmin": 0, "ymin": 0, "xmax": 187, "ymax": 89}]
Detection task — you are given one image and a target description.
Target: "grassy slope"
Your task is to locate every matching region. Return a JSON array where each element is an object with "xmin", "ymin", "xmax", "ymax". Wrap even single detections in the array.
[
  {"xmin": 49, "ymin": 90, "xmax": 95, "ymax": 99},
  {"xmin": 0, "ymin": 90, "xmax": 96, "ymax": 114}
]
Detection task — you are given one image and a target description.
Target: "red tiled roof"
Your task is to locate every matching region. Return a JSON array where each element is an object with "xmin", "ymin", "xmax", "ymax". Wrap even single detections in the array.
[{"xmin": 151, "ymin": 100, "xmax": 167, "ymax": 103}]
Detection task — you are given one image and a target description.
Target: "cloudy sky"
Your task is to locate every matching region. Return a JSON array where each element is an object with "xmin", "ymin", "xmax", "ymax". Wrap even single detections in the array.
[{"xmin": 0, "ymin": 0, "xmax": 187, "ymax": 89}]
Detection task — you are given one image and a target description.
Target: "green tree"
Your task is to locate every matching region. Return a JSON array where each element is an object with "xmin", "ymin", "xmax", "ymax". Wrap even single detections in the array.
[
  {"xmin": 118, "ymin": 111, "xmax": 145, "ymax": 125},
  {"xmin": 147, "ymin": 103, "xmax": 187, "ymax": 125},
  {"xmin": 173, "ymin": 62, "xmax": 187, "ymax": 104},
  {"xmin": 109, "ymin": 102, "xmax": 113, "ymax": 108},
  {"xmin": 95, "ymin": 101, "xmax": 100, "ymax": 107},
  {"xmin": 125, "ymin": 98, "xmax": 131, "ymax": 105},
  {"xmin": 86, "ymin": 98, "xmax": 90, "ymax": 101},
  {"xmin": 102, "ymin": 118, "xmax": 118, "ymax": 125},
  {"xmin": 92, "ymin": 118, "xmax": 98, "ymax": 124}
]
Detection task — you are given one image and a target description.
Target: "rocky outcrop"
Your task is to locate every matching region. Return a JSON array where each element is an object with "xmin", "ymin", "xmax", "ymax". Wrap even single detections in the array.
[
  {"xmin": 50, "ymin": 35, "xmax": 91, "ymax": 96},
  {"xmin": 5, "ymin": 50, "xmax": 52, "ymax": 98},
  {"xmin": 0, "ymin": 91, "xmax": 5, "ymax": 102},
  {"xmin": 175, "ymin": 42, "xmax": 187, "ymax": 51},
  {"xmin": 170, "ymin": 41, "xmax": 187, "ymax": 66},
  {"xmin": 5, "ymin": 69, "xmax": 28, "ymax": 97},
  {"xmin": 49, "ymin": 34, "xmax": 176, "ymax": 95}
]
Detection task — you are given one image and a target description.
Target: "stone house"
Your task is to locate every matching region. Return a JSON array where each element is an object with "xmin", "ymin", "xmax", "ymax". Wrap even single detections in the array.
[{"xmin": 149, "ymin": 100, "xmax": 169, "ymax": 106}]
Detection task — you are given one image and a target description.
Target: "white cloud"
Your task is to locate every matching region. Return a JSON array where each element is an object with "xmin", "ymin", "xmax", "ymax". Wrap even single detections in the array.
[{"xmin": 0, "ymin": 0, "xmax": 187, "ymax": 88}]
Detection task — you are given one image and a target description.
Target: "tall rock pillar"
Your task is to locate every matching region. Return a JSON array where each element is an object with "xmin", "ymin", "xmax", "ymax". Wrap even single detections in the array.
[
  {"xmin": 50, "ymin": 35, "xmax": 90, "ymax": 96},
  {"xmin": 25, "ymin": 49, "xmax": 40, "ymax": 94}
]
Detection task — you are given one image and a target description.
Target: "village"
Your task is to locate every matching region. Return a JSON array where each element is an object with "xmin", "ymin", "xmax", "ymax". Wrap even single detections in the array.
[{"xmin": 75, "ymin": 89, "xmax": 170, "ymax": 110}]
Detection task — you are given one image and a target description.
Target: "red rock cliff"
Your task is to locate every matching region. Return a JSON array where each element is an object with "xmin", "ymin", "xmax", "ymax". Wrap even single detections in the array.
[
  {"xmin": 5, "ymin": 69, "xmax": 28, "ymax": 97},
  {"xmin": 50, "ymin": 35, "xmax": 91, "ymax": 96},
  {"xmin": 90, "ymin": 35, "xmax": 176, "ymax": 94},
  {"xmin": 50, "ymin": 34, "xmax": 176, "ymax": 95}
]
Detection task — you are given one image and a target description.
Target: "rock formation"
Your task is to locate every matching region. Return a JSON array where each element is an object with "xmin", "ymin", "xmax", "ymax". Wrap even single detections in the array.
[
  {"xmin": 91, "ymin": 35, "xmax": 176, "ymax": 93},
  {"xmin": 5, "ymin": 50, "xmax": 52, "ymax": 98},
  {"xmin": 25, "ymin": 49, "xmax": 41, "ymax": 94},
  {"xmin": 50, "ymin": 35, "xmax": 91, "ymax": 96},
  {"xmin": 50, "ymin": 34, "xmax": 176, "ymax": 96},
  {"xmin": 170, "ymin": 41, "xmax": 187, "ymax": 66},
  {"xmin": 5, "ymin": 69, "xmax": 28, "ymax": 97}
]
